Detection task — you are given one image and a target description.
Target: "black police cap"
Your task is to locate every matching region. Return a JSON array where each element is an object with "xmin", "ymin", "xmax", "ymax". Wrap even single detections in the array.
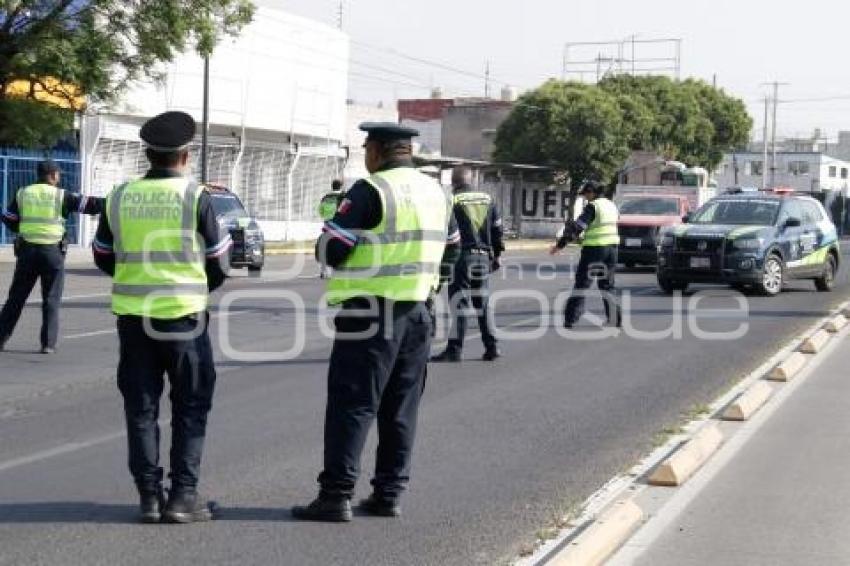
[
  {"xmin": 360, "ymin": 122, "xmax": 419, "ymax": 143},
  {"xmin": 37, "ymin": 160, "xmax": 60, "ymax": 177},
  {"xmin": 580, "ymin": 180, "xmax": 606, "ymax": 195},
  {"xmin": 140, "ymin": 111, "xmax": 196, "ymax": 152}
]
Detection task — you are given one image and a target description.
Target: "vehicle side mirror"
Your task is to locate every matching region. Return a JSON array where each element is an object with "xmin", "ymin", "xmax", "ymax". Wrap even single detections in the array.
[
  {"xmin": 784, "ymin": 217, "xmax": 802, "ymax": 228},
  {"xmin": 682, "ymin": 213, "xmax": 691, "ymax": 224}
]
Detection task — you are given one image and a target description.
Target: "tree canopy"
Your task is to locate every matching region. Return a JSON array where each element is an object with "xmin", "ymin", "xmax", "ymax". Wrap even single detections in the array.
[
  {"xmin": 493, "ymin": 75, "xmax": 753, "ymax": 188},
  {"xmin": 0, "ymin": 0, "xmax": 255, "ymax": 148}
]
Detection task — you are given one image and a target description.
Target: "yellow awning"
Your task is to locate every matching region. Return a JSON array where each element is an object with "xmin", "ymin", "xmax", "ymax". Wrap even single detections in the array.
[{"xmin": 7, "ymin": 77, "xmax": 86, "ymax": 110}]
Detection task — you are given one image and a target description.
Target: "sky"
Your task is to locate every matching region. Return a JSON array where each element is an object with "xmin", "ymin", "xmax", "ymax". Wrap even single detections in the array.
[{"xmin": 270, "ymin": 0, "xmax": 850, "ymax": 142}]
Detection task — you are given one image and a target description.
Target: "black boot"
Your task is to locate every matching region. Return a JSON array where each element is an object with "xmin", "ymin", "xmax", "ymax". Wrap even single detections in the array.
[
  {"xmin": 162, "ymin": 491, "xmax": 214, "ymax": 524},
  {"xmin": 139, "ymin": 488, "xmax": 166, "ymax": 524},
  {"xmin": 431, "ymin": 349, "xmax": 461, "ymax": 363},
  {"xmin": 292, "ymin": 495, "xmax": 352, "ymax": 522},
  {"xmin": 358, "ymin": 493, "xmax": 401, "ymax": 518},
  {"xmin": 482, "ymin": 346, "xmax": 501, "ymax": 361}
]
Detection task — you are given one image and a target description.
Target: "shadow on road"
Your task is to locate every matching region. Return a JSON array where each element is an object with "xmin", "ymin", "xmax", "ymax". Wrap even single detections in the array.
[{"xmin": 0, "ymin": 502, "xmax": 137, "ymax": 524}]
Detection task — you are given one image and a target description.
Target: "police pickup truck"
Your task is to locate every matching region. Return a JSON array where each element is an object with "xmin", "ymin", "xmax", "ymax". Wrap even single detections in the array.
[
  {"xmin": 206, "ymin": 185, "xmax": 265, "ymax": 273},
  {"xmin": 656, "ymin": 191, "xmax": 839, "ymax": 296}
]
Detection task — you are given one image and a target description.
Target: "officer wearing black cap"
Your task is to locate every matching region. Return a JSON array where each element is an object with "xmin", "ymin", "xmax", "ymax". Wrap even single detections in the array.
[
  {"xmin": 92, "ymin": 110, "xmax": 231, "ymax": 523},
  {"xmin": 550, "ymin": 180, "xmax": 622, "ymax": 327},
  {"xmin": 292, "ymin": 122, "xmax": 460, "ymax": 522},
  {"xmin": 0, "ymin": 160, "xmax": 104, "ymax": 353},
  {"xmin": 432, "ymin": 165, "xmax": 505, "ymax": 363}
]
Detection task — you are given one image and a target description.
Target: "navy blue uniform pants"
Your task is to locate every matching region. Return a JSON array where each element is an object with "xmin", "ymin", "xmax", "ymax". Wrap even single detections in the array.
[
  {"xmin": 0, "ymin": 241, "xmax": 65, "ymax": 349},
  {"xmin": 447, "ymin": 251, "xmax": 497, "ymax": 353},
  {"xmin": 319, "ymin": 299, "xmax": 432, "ymax": 500},
  {"xmin": 116, "ymin": 314, "xmax": 217, "ymax": 495},
  {"xmin": 565, "ymin": 245, "xmax": 621, "ymax": 325}
]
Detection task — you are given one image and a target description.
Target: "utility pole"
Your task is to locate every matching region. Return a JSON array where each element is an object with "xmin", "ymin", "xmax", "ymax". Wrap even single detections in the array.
[
  {"xmin": 337, "ymin": 0, "xmax": 344, "ymax": 29},
  {"xmin": 761, "ymin": 81, "xmax": 789, "ymax": 189},
  {"xmin": 201, "ymin": 54, "xmax": 210, "ymax": 184},
  {"xmin": 762, "ymin": 96, "xmax": 769, "ymax": 190},
  {"xmin": 485, "ymin": 61, "xmax": 491, "ymax": 98}
]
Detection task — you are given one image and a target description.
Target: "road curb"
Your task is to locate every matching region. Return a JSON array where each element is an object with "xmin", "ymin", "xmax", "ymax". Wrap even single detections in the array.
[
  {"xmin": 766, "ymin": 352, "xmax": 809, "ymax": 382},
  {"xmin": 548, "ymin": 499, "xmax": 644, "ymax": 566},
  {"xmin": 522, "ymin": 298, "xmax": 850, "ymax": 566},
  {"xmin": 647, "ymin": 424, "xmax": 723, "ymax": 487},
  {"xmin": 800, "ymin": 329, "xmax": 831, "ymax": 354},
  {"xmin": 721, "ymin": 381, "xmax": 773, "ymax": 421},
  {"xmin": 824, "ymin": 314, "xmax": 848, "ymax": 333}
]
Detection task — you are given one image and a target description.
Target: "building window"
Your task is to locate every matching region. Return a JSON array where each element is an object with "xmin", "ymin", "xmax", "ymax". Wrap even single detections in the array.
[
  {"xmin": 842, "ymin": 168, "xmax": 848, "ymax": 179},
  {"xmin": 788, "ymin": 161, "xmax": 810, "ymax": 175},
  {"xmin": 747, "ymin": 161, "xmax": 764, "ymax": 175},
  {"xmin": 829, "ymin": 165, "xmax": 837, "ymax": 178}
]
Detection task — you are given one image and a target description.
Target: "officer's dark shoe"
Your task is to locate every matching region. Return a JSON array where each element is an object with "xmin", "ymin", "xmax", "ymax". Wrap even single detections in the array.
[
  {"xmin": 564, "ymin": 320, "xmax": 577, "ymax": 329},
  {"xmin": 482, "ymin": 347, "xmax": 502, "ymax": 361},
  {"xmin": 162, "ymin": 492, "xmax": 214, "ymax": 524},
  {"xmin": 292, "ymin": 496, "xmax": 352, "ymax": 522},
  {"xmin": 358, "ymin": 493, "xmax": 401, "ymax": 518},
  {"xmin": 40, "ymin": 346, "xmax": 55, "ymax": 355},
  {"xmin": 0, "ymin": 338, "xmax": 7, "ymax": 352},
  {"xmin": 139, "ymin": 489, "xmax": 166, "ymax": 524},
  {"xmin": 431, "ymin": 349, "xmax": 461, "ymax": 363}
]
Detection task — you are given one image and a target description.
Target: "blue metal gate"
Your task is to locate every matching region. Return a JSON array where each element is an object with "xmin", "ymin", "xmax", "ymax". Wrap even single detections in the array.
[{"xmin": 1, "ymin": 149, "xmax": 82, "ymax": 245}]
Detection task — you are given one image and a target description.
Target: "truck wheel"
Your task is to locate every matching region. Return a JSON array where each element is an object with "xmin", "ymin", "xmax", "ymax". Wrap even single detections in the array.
[
  {"xmin": 658, "ymin": 275, "xmax": 688, "ymax": 294},
  {"xmin": 757, "ymin": 254, "xmax": 783, "ymax": 296},
  {"xmin": 248, "ymin": 265, "xmax": 263, "ymax": 276},
  {"xmin": 624, "ymin": 261, "xmax": 636, "ymax": 269},
  {"xmin": 814, "ymin": 253, "xmax": 837, "ymax": 292}
]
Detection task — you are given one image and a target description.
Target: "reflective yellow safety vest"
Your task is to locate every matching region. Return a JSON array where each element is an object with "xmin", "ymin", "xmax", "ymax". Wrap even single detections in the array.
[
  {"xmin": 106, "ymin": 178, "xmax": 208, "ymax": 319},
  {"xmin": 582, "ymin": 197, "xmax": 619, "ymax": 247},
  {"xmin": 318, "ymin": 192, "xmax": 342, "ymax": 221},
  {"xmin": 326, "ymin": 167, "xmax": 450, "ymax": 304},
  {"xmin": 17, "ymin": 183, "xmax": 65, "ymax": 244},
  {"xmin": 453, "ymin": 191, "xmax": 492, "ymax": 233}
]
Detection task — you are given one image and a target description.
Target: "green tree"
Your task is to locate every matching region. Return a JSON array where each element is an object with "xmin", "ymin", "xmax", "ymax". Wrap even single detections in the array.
[
  {"xmin": 598, "ymin": 75, "xmax": 752, "ymax": 169},
  {"xmin": 493, "ymin": 80, "xmax": 630, "ymax": 193},
  {"xmin": 0, "ymin": 0, "xmax": 255, "ymax": 148}
]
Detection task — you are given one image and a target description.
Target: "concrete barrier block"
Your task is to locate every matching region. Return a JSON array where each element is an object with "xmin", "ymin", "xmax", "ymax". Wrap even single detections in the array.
[
  {"xmin": 824, "ymin": 314, "xmax": 848, "ymax": 333},
  {"xmin": 800, "ymin": 329, "xmax": 830, "ymax": 354},
  {"xmin": 767, "ymin": 352, "xmax": 808, "ymax": 382},
  {"xmin": 722, "ymin": 381, "xmax": 773, "ymax": 421},
  {"xmin": 648, "ymin": 424, "xmax": 723, "ymax": 487},
  {"xmin": 549, "ymin": 499, "xmax": 643, "ymax": 566}
]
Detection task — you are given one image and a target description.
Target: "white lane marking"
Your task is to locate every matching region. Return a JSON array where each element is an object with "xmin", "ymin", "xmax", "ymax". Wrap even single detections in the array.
[
  {"xmin": 62, "ymin": 309, "xmax": 259, "ymax": 340},
  {"xmin": 0, "ymin": 430, "xmax": 126, "ymax": 473}
]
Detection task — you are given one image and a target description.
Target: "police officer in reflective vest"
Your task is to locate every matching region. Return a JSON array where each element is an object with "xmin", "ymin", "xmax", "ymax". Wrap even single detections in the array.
[
  {"xmin": 293, "ymin": 122, "xmax": 460, "ymax": 522},
  {"xmin": 0, "ymin": 160, "xmax": 104, "ymax": 353},
  {"xmin": 317, "ymin": 180, "xmax": 346, "ymax": 278},
  {"xmin": 318, "ymin": 179, "xmax": 345, "ymax": 221},
  {"xmin": 92, "ymin": 111, "xmax": 231, "ymax": 524},
  {"xmin": 432, "ymin": 165, "xmax": 504, "ymax": 362},
  {"xmin": 550, "ymin": 180, "xmax": 622, "ymax": 328}
]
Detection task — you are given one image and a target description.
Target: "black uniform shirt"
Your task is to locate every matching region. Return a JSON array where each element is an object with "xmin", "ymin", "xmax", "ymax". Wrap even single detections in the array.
[
  {"xmin": 91, "ymin": 169, "xmax": 230, "ymax": 292},
  {"xmin": 2, "ymin": 185, "xmax": 104, "ymax": 233},
  {"xmin": 317, "ymin": 159, "xmax": 461, "ymax": 274},
  {"xmin": 556, "ymin": 202, "xmax": 597, "ymax": 249},
  {"xmin": 452, "ymin": 184, "xmax": 505, "ymax": 257}
]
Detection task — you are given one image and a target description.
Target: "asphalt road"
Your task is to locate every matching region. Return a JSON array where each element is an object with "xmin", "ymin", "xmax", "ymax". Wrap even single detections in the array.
[{"xmin": 1, "ymin": 248, "xmax": 849, "ymax": 566}]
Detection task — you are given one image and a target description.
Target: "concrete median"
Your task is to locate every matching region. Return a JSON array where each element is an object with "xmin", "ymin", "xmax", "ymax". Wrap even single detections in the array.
[
  {"xmin": 721, "ymin": 381, "xmax": 773, "ymax": 421},
  {"xmin": 767, "ymin": 352, "xmax": 808, "ymax": 382},
  {"xmin": 648, "ymin": 424, "xmax": 723, "ymax": 487},
  {"xmin": 800, "ymin": 329, "xmax": 831, "ymax": 354},
  {"xmin": 548, "ymin": 499, "xmax": 643, "ymax": 566},
  {"xmin": 824, "ymin": 314, "xmax": 848, "ymax": 333}
]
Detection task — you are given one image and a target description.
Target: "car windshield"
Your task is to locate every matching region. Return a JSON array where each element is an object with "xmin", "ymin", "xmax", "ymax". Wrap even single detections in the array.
[
  {"xmin": 210, "ymin": 193, "xmax": 246, "ymax": 219},
  {"xmin": 618, "ymin": 198, "xmax": 680, "ymax": 215},
  {"xmin": 691, "ymin": 199, "xmax": 780, "ymax": 226}
]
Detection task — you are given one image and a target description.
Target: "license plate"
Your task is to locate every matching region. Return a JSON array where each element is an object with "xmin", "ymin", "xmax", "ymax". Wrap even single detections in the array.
[
  {"xmin": 625, "ymin": 238, "xmax": 642, "ymax": 247},
  {"xmin": 690, "ymin": 257, "xmax": 711, "ymax": 269}
]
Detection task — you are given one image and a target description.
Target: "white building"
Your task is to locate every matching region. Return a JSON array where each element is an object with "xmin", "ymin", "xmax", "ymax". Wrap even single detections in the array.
[
  {"xmin": 716, "ymin": 151, "xmax": 850, "ymax": 194},
  {"xmin": 80, "ymin": 4, "xmax": 350, "ymax": 243}
]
